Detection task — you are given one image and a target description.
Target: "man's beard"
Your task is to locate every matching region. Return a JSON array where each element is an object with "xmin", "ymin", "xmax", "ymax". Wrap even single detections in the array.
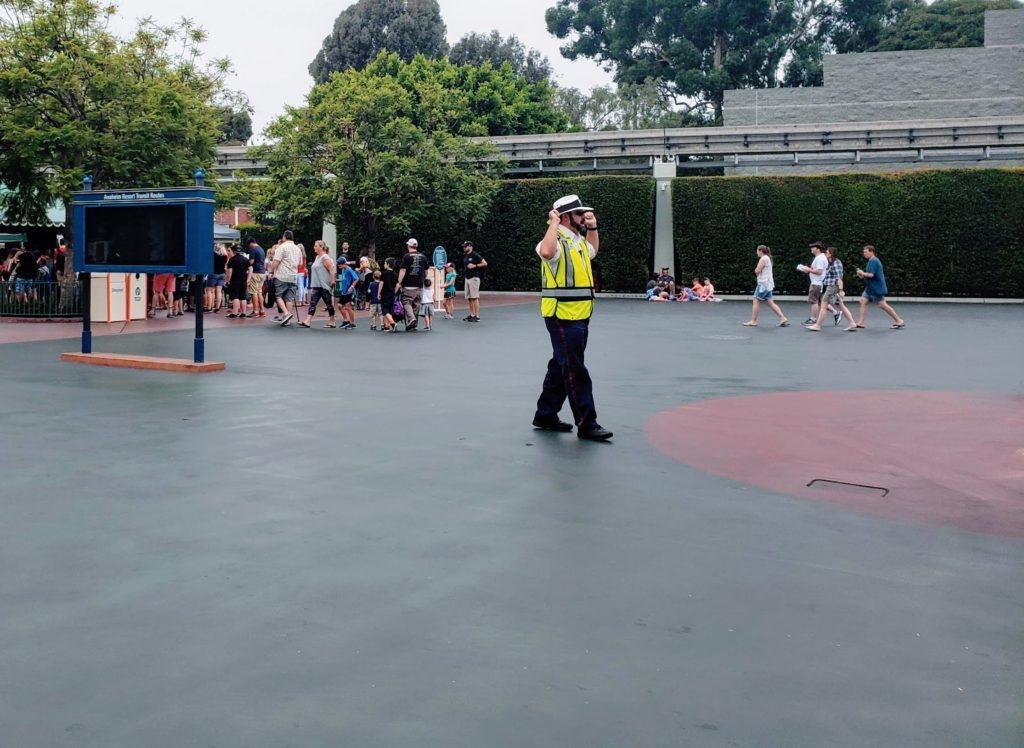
[{"xmin": 569, "ymin": 216, "xmax": 586, "ymax": 234}]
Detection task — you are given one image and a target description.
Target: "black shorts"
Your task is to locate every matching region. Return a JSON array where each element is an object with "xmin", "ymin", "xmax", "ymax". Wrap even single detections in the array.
[{"xmin": 336, "ymin": 293, "xmax": 353, "ymax": 305}]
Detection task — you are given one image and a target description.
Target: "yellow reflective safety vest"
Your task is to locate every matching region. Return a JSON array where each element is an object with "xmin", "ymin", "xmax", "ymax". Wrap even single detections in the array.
[{"xmin": 541, "ymin": 226, "xmax": 595, "ymax": 320}]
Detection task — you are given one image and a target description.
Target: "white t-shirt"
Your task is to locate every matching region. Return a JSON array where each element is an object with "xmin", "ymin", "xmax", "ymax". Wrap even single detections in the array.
[
  {"xmin": 421, "ymin": 286, "xmax": 434, "ymax": 304},
  {"xmin": 809, "ymin": 253, "xmax": 828, "ymax": 287},
  {"xmin": 535, "ymin": 226, "xmax": 596, "ymax": 278},
  {"xmin": 274, "ymin": 241, "xmax": 301, "ymax": 283},
  {"xmin": 757, "ymin": 256, "xmax": 774, "ymax": 291}
]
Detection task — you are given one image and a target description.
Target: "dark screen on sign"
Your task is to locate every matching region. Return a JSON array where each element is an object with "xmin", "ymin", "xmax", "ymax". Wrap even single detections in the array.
[{"xmin": 84, "ymin": 205, "xmax": 186, "ymax": 266}]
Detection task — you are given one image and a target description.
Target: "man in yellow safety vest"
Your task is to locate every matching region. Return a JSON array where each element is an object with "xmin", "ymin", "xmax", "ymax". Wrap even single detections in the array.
[{"xmin": 531, "ymin": 194, "xmax": 613, "ymax": 442}]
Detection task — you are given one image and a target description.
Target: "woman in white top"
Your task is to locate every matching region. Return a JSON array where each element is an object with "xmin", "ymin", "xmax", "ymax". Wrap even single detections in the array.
[{"xmin": 743, "ymin": 245, "xmax": 789, "ymax": 327}]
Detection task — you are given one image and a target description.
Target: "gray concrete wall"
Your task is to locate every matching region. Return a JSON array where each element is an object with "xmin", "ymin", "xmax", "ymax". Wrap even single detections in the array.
[{"xmin": 724, "ymin": 9, "xmax": 1024, "ymax": 128}]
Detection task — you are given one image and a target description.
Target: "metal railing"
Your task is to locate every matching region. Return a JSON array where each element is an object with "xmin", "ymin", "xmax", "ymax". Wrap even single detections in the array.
[{"xmin": 0, "ymin": 279, "xmax": 82, "ymax": 318}]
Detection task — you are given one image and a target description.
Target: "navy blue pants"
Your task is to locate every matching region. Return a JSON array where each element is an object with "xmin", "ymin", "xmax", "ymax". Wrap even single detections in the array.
[{"xmin": 535, "ymin": 316, "xmax": 597, "ymax": 429}]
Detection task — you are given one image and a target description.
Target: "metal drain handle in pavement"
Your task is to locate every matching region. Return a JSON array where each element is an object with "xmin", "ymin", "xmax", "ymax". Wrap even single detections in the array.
[{"xmin": 807, "ymin": 478, "xmax": 890, "ymax": 498}]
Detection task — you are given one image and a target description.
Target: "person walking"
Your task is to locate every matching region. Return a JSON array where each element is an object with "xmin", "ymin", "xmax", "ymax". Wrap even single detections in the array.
[
  {"xmin": 380, "ymin": 258, "xmax": 399, "ymax": 332},
  {"xmin": 271, "ymin": 230, "xmax": 302, "ymax": 326},
  {"xmin": 806, "ymin": 247, "xmax": 857, "ymax": 332},
  {"xmin": 856, "ymin": 245, "xmax": 905, "ymax": 329},
  {"xmin": 798, "ymin": 241, "xmax": 829, "ymax": 325},
  {"xmin": 245, "ymin": 238, "xmax": 267, "ymax": 318},
  {"xmin": 461, "ymin": 241, "xmax": 488, "ymax": 322},
  {"xmin": 224, "ymin": 244, "xmax": 251, "ymax": 319},
  {"xmin": 299, "ymin": 240, "xmax": 337, "ymax": 328},
  {"xmin": 743, "ymin": 245, "xmax": 790, "ymax": 327},
  {"xmin": 532, "ymin": 194, "xmax": 613, "ymax": 442},
  {"xmin": 368, "ymin": 271, "xmax": 382, "ymax": 330},
  {"xmin": 396, "ymin": 239, "xmax": 430, "ymax": 331},
  {"xmin": 335, "ymin": 255, "xmax": 359, "ymax": 329}
]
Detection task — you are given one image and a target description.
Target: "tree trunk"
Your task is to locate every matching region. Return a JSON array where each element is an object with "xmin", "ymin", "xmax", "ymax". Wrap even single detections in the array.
[
  {"xmin": 713, "ymin": 31, "xmax": 727, "ymax": 123},
  {"xmin": 58, "ymin": 203, "xmax": 77, "ymax": 314},
  {"xmin": 365, "ymin": 215, "xmax": 378, "ymax": 259}
]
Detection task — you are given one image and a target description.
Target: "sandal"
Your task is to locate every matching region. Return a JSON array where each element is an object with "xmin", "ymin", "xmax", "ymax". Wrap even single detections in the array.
[
  {"xmin": 298, "ymin": 320, "xmax": 311, "ymax": 328},
  {"xmin": 890, "ymin": 323, "xmax": 905, "ymax": 330},
  {"xmin": 742, "ymin": 321, "xmax": 757, "ymax": 327},
  {"xmin": 778, "ymin": 319, "xmax": 790, "ymax": 327},
  {"xmin": 323, "ymin": 322, "xmax": 337, "ymax": 329}
]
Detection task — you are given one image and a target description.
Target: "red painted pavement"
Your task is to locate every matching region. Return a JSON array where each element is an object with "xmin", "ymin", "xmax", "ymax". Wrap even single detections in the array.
[{"xmin": 646, "ymin": 391, "xmax": 1024, "ymax": 538}]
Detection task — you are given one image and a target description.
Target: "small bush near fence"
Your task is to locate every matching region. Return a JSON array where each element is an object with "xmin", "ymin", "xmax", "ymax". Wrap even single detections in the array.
[{"xmin": 673, "ymin": 169, "xmax": 1024, "ymax": 297}]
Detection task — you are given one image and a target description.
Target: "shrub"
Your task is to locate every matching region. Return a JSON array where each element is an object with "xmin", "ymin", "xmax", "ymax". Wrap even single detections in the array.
[{"xmin": 673, "ymin": 169, "xmax": 1024, "ymax": 297}]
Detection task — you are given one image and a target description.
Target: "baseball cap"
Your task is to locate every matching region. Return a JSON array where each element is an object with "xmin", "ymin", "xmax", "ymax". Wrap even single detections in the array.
[
  {"xmin": 407, "ymin": 238, "xmax": 418, "ymax": 247},
  {"xmin": 337, "ymin": 255, "xmax": 349, "ymax": 265},
  {"xmin": 810, "ymin": 241, "xmax": 825, "ymax": 249}
]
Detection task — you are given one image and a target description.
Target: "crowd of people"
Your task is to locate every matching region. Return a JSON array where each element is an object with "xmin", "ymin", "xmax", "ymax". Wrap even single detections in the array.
[
  {"xmin": 646, "ymin": 268, "xmax": 718, "ymax": 302},
  {"xmin": 145, "ymin": 232, "xmax": 491, "ymax": 332},
  {"xmin": 641, "ymin": 241, "xmax": 905, "ymax": 331},
  {"xmin": 743, "ymin": 241, "xmax": 905, "ymax": 331},
  {"xmin": 0, "ymin": 241, "xmax": 67, "ymax": 304}
]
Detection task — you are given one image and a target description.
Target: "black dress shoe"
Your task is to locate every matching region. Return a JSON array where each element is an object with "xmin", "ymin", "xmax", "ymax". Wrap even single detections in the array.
[
  {"xmin": 532, "ymin": 417, "xmax": 574, "ymax": 432},
  {"xmin": 577, "ymin": 425, "xmax": 613, "ymax": 441}
]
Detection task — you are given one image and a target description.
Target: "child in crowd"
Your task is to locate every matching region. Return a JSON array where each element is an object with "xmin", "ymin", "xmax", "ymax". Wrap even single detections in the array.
[
  {"xmin": 421, "ymin": 277, "xmax": 434, "ymax": 331},
  {"xmin": 689, "ymin": 277, "xmax": 705, "ymax": 301},
  {"xmin": 702, "ymin": 277, "xmax": 717, "ymax": 302},
  {"xmin": 443, "ymin": 263, "xmax": 457, "ymax": 319},
  {"xmin": 369, "ymin": 271, "xmax": 382, "ymax": 330}
]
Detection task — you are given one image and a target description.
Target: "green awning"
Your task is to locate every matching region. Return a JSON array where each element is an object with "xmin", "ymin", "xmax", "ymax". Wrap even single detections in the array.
[{"xmin": 0, "ymin": 233, "xmax": 28, "ymax": 243}]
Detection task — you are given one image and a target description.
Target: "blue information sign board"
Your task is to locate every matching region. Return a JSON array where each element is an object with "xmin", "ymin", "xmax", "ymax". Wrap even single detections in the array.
[
  {"xmin": 72, "ymin": 187, "xmax": 215, "ymax": 275},
  {"xmin": 433, "ymin": 246, "xmax": 447, "ymax": 269}
]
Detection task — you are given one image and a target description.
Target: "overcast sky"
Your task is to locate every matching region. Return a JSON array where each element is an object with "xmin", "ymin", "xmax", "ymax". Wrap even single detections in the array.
[{"xmin": 110, "ymin": 0, "xmax": 613, "ymax": 137}]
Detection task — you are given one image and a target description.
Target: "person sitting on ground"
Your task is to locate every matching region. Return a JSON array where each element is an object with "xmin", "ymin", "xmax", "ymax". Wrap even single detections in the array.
[
  {"xmin": 702, "ymin": 277, "xmax": 717, "ymax": 302},
  {"xmin": 655, "ymin": 267, "xmax": 675, "ymax": 298},
  {"xmin": 646, "ymin": 277, "xmax": 669, "ymax": 301}
]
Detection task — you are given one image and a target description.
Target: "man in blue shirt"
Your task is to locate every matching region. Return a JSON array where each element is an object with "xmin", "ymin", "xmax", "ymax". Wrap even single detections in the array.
[
  {"xmin": 336, "ymin": 256, "xmax": 360, "ymax": 329},
  {"xmin": 245, "ymin": 238, "xmax": 267, "ymax": 318},
  {"xmin": 856, "ymin": 245, "xmax": 905, "ymax": 329}
]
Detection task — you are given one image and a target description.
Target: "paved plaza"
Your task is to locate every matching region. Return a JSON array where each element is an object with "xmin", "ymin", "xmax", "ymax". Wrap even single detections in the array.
[{"xmin": 1, "ymin": 299, "xmax": 1022, "ymax": 747}]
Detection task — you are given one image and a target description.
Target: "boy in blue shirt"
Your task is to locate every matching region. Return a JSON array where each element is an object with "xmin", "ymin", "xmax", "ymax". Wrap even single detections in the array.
[
  {"xmin": 856, "ymin": 245, "xmax": 905, "ymax": 329},
  {"xmin": 336, "ymin": 256, "xmax": 360, "ymax": 330}
]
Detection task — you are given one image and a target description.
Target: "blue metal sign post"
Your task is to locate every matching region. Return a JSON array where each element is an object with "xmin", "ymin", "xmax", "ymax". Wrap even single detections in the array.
[{"xmin": 70, "ymin": 171, "xmax": 217, "ymax": 367}]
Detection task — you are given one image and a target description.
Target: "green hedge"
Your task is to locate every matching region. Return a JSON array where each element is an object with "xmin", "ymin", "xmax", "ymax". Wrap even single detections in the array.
[
  {"xmin": 461, "ymin": 176, "xmax": 655, "ymax": 292},
  {"xmin": 325, "ymin": 176, "xmax": 655, "ymax": 293},
  {"xmin": 673, "ymin": 170, "xmax": 1024, "ymax": 297}
]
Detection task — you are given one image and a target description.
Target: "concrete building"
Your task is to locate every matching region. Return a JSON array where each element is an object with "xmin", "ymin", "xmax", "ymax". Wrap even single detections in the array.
[{"xmin": 722, "ymin": 9, "xmax": 1024, "ymax": 174}]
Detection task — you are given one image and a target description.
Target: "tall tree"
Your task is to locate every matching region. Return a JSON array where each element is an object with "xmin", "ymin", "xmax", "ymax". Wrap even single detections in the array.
[
  {"xmin": 449, "ymin": 31, "xmax": 553, "ymax": 84},
  {"xmin": 0, "ymin": 0, "xmax": 230, "ymax": 278},
  {"xmin": 545, "ymin": 0, "xmax": 916, "ymax": 120},
  {"xmin": 257, "ymin": 52, "xmax": 503, "ymax": 258},
  {"xmin": 870, "ymin": 0, "xmax": 1021, "ymax": 51},
  {"xmin": 555, "ymin": 80, "xmax": 713, "ymax": 131},
  {"xmin": 217, "ymin": 93, "xmax": 254, "ymax": 144},
  {"xmin": 309, "ymin": 0, "xmax": 448, "ymax": 84}
]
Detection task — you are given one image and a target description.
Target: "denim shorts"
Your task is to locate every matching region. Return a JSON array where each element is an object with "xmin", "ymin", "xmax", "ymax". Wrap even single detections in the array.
[
  {"xmin": 862, "ymin": 293, "xmax": 886, "ymax": 303},
  {"xmin": 754, "ymin": 285, "xmax": 773, "ymax": 301},
  {"xmin": 15, "ymin": 278, "xmax": 32, "ymax": 294},
  {"xmin": 205, "ymin": 274, "xmax": 225, "ymax": 288}
]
